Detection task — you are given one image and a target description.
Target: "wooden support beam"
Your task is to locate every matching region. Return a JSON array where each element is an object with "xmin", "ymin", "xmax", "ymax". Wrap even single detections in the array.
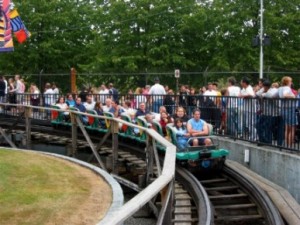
[
  {"xmin": 25, "ymin": 107, "xmax": 31, "ymax": 149},
  {"xmin": 157, "ymin": 181, "xmax": 174, "ymax": 225},
  {"xmin": 0, "ymin": 127, "xmax": 17, "ymax": 149},
  {"xmin": 111, "ymin": 120, "xmax": 119, "ymax": 174},
  {"xmin": 70, "ymin": 112, "xmax": 77, "ymax": 156},
  {"xmin": 152, "ymin": 138, "xmax": 162, "ymax": 177},
  {"xmin": 95, "ymin": 130, "xmax": 111, "ymax": 151},
  {"xmin": 146, "ymin": 135, "xmax": 154, "ymax": 185},
  {"xmin": 75, "ymin": 117, "xmax": 106, "ymax": 170}
]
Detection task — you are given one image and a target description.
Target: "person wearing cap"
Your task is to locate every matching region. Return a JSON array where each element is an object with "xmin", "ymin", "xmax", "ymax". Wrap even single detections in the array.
[{"xmin": 148, "ymin": 77, "xmax": 166, "ymax": 113}]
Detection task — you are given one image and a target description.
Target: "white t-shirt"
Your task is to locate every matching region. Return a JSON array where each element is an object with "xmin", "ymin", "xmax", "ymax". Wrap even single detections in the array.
[
  {"xmin": 99, "ymin": 89, "xmax": 109, "ymax": 104},
  {"xmin": 240, "ymin": 85, "xmax": 255, "ymax": 112},
  {"xmin": 149, "ymin": 84, "xmax": 166, "ymax": 99},
  {"xmin": 227, "ymin": 86, "xmax": 241, "ymax": 108},
  {"xmin": 83, "ymin": 102, "xmax": 96, "ymax": 111},
  {"xmin": 44, "ymin": 89, "xmax": 55, "ymax": 105}
]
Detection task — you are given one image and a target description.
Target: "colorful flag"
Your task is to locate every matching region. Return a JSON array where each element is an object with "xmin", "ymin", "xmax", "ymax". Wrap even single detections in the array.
[
  {"xmin": 10, "ymin": 8, "xmax": 31, "ymax": 43},
  {"xmin": 0, "ymin": 0, "xmax": 14, "ymax": 52}
]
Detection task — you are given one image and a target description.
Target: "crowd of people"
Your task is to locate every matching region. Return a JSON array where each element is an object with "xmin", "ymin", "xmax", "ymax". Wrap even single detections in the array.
[{"xmin": 0, "ymin": 74, "xmax": 299, "ymax": 149}]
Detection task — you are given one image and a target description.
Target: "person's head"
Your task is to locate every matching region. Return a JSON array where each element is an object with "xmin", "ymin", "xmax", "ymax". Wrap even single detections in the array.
[
  {"xmin": 258, "ymin": 78, "xmax": 266, "ymax": 88},
  {"xmin": 14, "ymin": 74, "xmax": 20, "ymax": 80},
  {"xmin": 145, "ymin": 85, "xmax": 150, "ymax": 90},
  {"xmin": 154, "ymin": 77, "xmax": 160, "ymax": 84},
  {"xmin": 227, "ymin": 76, "xmax": 236, "ymax": 86},
  {"xmin": 111, "ymin": 100, "xmax": 118, "ymax": 108},
  {"xmin": 190, "ymin": 87, "xmax": 195, "ymax": 95},
  {"xmin": 281, "ymin": 76, "xmax": 292, "ymax": 87},
  {"xmin": 94, "ymin": 101, "xmax": 103, "ymax": 110},
  {"xmin": 76, "ymin": 97, "xmax": 82, "ymax": 104},
  {"xmin": 164, "ymin": 85, "xmax": 169, "ymax": 91},
  {"xmin": 86, "ymin": 95, "xmax": 93, "ymax": 103},
  {"xmin": 263, "ymin": 80, "xmax": 271, "ymax": 91},
  {"xmin": 100, "ymin": 84, "xmax": 106, "ymax": 90},
  {"xmin": 129, "ymin": 111, "xmax": 136, "ymax": 120},
  {"xmin": 66, "ymin": 93, "xmax": 73, "ymax": 101},
  {"xmin": 123, "ymin": 100, "xmax": 131, "ymax": 108},
  {"xmin": 176, "ymin": 107, "xmax": 186, "ymax": 117},
  {"xmin": 272, "ymin": 82, "xmax": 279, "ymax": 89},
  {"xmin": 168, "ymin": 89, "xmax": 174, "ymax": 95},
  {"xmin": 105, "ymin": 98, "xmax": 112, "ymax": 106},
  {"xmin": 201, "ymin": 86, "xmax": 207, "ymax": 93},
  {"xmin": 52, "ymin": 82, "xmax": 57, "ymax": 89},
  {"xmin": 241, "ymin": 77, "xmax": 250, "ymax": 88},
  {"xmin": 139, "ymin": 102, "xmax": 146, "ymax": 111},
  {"xmin": 58, "ymin": 96, "xmax": 65, "ymax": 103},
  {"xmin": 207, "ymin": 82, "xmax": 213, "ymax": 91},
  {"xmin": 175, "ymin": 118, "xmax": 184, "ymax": 128},
  {"xmin": 45, "ymin": 83, "xmax": 51, "ymax": 89},
  {"xmin": 135, "ymin": 87, "xmax": 142, "ymax": 94},
  {"xmin": 145, "ymin": 113, "xmax": 153, "ymax": 123},
  {"xmin": 8, "ymin": 78, "xmax": 14, "ymax": 83},
  {"xmin": 212, "ymin": 82, "xmax": 218, "ymax": 91},
  {"xmin": 180, "ymin": 85, "xmax": 186, "ymax": 92},
  {"xmin": 160, "ymin": 111, "xmax": 168, "ymax": 119},
  {"xmin": 108, "ymin": 83, "xmax": 113, "ymax": 88},
  {"xmin": 159, "ymin": 106, "xmax": 166, "ymax": 114},
  {"xmin": 192, "ymin": 108, "xmax": 201, "ymax": 121}
]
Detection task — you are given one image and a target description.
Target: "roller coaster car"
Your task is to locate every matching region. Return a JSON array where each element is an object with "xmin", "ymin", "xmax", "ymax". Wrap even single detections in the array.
[{"xmin": 166, "ymin": 124, "xmax": 229, "ymax": 172}]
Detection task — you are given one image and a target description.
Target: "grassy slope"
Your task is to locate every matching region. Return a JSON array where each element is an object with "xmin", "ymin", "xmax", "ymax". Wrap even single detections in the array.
[{"xmin": 0, "ymin": 149, "xmax": 95, "ymax": 225}]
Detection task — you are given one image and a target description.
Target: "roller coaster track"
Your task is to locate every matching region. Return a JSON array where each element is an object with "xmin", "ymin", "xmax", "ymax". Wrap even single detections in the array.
[{"xmin": 0, "ymin": 117, "xmax": 285, "ymax": 225}]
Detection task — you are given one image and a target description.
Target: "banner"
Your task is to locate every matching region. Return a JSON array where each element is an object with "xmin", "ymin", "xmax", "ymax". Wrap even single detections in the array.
[
  {"xmin": 0, "ymin": 0, "xmax": 14, "ymax": 52},
  {"xmin": 10, "ymin": 8, "xmax": 31, "ymax": 43}
]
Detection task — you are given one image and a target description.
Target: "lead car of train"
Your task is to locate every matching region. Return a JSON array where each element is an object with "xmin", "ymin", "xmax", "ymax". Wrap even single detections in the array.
[{"xmin": 51, "ymin": 107, "xmax": 229, "ymax": 172}]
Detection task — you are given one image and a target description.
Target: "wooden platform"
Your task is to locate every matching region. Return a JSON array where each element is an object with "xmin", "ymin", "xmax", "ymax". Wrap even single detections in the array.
[{"xmin": 225, "ymin": 160, "xmax": 300, "ymax": 225}]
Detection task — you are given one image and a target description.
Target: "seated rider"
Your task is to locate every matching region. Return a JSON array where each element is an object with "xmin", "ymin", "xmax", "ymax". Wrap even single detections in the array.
[
  {"xmin": 187, "ymin": 108, "xmax": 212, "ymax": 146},
  {"xmin": 174, "ymin": 118, "xmax": 190, "ymax": 151}
]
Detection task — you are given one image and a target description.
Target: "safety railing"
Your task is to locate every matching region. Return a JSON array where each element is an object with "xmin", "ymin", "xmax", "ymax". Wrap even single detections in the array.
[
  {"xmin": 1, "ymin": 93, "xmax": 300, "ymax": 151},
  {"xmin": 0, "ymin": 103, "xmax": 176, "ymax": 225}
]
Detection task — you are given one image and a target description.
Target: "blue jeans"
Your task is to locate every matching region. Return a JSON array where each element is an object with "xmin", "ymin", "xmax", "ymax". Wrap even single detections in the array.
[
  {"xmin": 153, "ymin": 99, "xmax": 163, "ymax": 113},
  {"xmin": 226, "ymin": 107, "xmax": 242, "ymax": 136}
]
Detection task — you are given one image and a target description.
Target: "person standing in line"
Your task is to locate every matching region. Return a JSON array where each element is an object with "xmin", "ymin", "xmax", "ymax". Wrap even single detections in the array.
[
  {"xmin": 226, "ymin": 77, "xmax": 241, "ymax": 136},
  {"xmin": 3, "ymin": 76, "xmax": 7, "ymax": 103},
  {"xmin": 274, "ymin": 76, "xmax": 297, "ymax": 148},
  {"xmin": 44, "ymin": 83, "xmax": 55, "ymax": 118},
  {"xmin": 239, "ymin": 77, "xmax": 256, "ymax": 141},
  {"xmin": 0, "ymin": 76, "xmax": 6, "ymax": 112},
  {"xmin": 108, "ymin": 83, "xmax": 119, "ymax": 103},
  {"xmin": 148, "ymin": 77, "xmax": 166, "ymax": 113},
  {"xmin": 99, "ymin": 84, "xmax": 109, "ymax": 104}
]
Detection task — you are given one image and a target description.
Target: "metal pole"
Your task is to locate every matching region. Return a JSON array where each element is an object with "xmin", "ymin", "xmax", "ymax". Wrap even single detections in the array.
[{"xmin": 259, "ymin": 0, "xmax": 264, "ymax": 79}]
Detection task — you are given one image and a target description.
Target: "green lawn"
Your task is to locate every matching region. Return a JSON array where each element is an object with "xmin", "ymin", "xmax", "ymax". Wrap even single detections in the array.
[{"xmin": 0, "ymin": 148, "xmax": 107, "ymax": 225}]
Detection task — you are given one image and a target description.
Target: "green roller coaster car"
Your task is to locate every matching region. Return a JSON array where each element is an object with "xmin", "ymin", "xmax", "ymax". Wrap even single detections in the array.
[{"xmin": 166, "ymin": 124, "xmax": 229, "ymax": 171}]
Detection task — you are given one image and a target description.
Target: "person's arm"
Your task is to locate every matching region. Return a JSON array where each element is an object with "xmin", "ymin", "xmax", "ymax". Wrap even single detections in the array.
[{"xmin": 188, "ymin": 122, "xmax": 209, "ymax": 136}]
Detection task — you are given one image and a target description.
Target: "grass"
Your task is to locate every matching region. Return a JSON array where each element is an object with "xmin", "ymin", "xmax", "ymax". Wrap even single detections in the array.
[{"xmin": 0, "ymin": 149, "xmax": 108, "ymax": 225}]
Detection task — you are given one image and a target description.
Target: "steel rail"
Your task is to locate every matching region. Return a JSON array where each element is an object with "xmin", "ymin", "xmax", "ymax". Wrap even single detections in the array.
[
  {"xmin": 176, "ymin": 166, "xmax": 213, "ymax": 225},
  {"xmin": 222, "ymin": 165, "xmax": 284, "ymax": 225}
]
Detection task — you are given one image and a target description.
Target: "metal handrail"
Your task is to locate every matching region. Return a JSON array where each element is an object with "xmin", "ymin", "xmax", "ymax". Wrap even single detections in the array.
[{"xmin": 0, "ymin": 103, "xmax": 177, "ymax": 225}]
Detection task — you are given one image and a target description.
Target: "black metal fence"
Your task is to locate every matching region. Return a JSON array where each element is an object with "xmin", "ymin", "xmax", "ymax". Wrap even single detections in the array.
[{"xmin": 1, "ymin": 93, "xmax": 300, "ymax": 151}]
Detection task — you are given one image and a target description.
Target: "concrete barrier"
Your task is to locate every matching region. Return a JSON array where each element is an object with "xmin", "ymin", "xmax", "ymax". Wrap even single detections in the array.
[{"xmin": 215, "ymin": 137, "xmax": 300, "ymax": 204}]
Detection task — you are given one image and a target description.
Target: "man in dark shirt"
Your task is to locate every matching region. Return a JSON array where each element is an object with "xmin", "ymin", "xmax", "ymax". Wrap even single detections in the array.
[
  {"xmin": 74, "ymin": 97, "xmax": 88, "ymax": 124},
  {"xmin": 135, "ymin": 102, "xmax": 149, "ymax": 117}
]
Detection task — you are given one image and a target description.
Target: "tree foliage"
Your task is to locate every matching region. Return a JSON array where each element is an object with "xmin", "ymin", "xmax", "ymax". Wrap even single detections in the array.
[{"xmin": 0, "ymin": 0, "xmax": 299, "ymax": 90}]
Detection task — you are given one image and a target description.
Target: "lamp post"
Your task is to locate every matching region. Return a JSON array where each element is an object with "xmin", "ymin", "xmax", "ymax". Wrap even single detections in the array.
[{"xmin": 259, "ymin": 0, "xmax": 264, "ymax": 79}]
